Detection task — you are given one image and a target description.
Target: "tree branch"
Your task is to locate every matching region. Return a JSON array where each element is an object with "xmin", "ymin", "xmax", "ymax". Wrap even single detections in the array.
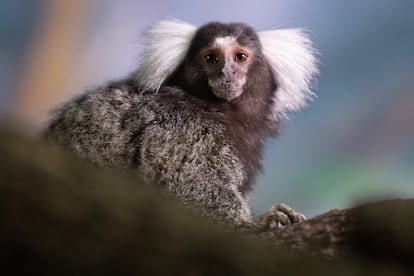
[{"xmin": 0, "ymin": 125, "xmax": 412, "ymax": 275}]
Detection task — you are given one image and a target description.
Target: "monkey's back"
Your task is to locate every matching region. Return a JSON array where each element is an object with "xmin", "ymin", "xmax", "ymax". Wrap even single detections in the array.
[{"xmin": 45, "ymin": 85, "xmax": 252, "ymax": 225}]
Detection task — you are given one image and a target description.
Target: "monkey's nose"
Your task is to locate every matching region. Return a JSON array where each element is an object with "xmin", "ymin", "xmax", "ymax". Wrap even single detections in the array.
[{"xmin": 220, "ymin": 66, "xmax": 235, "ymax": 76}]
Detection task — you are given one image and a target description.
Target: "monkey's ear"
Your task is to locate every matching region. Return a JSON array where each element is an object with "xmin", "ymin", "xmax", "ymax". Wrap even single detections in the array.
[
  {"xmin": 258, "ymin": 29, "xmax": 319, "ymax": 119},
  {"xmin": 136, "ymin": 19, "xmax": 197, "ymax": 92}
]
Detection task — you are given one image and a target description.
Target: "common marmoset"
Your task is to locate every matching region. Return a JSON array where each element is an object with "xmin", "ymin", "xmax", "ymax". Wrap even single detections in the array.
[{"xmin": 44, "ymin": 20, "xmax": 318, "ymax": 229}]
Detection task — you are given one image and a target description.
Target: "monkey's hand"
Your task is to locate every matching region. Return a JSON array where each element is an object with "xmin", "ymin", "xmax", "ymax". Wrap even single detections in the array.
[{"xmin": 255, "ymin": 203, "xmax": 306, "ymax": 231}]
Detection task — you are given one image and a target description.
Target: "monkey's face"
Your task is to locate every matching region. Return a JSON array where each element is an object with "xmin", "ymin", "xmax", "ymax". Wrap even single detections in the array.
[{"xmin": 199, "ymin": 36, "xmax": 254, "ymax": 101}]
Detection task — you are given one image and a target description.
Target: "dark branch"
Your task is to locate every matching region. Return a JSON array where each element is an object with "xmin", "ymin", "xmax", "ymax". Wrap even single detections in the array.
[{"xmin": 0, "ymin": 125, "xmax": 412, "ymax": 275}]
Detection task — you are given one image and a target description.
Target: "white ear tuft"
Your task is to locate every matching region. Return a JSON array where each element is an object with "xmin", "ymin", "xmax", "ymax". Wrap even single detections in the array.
[
  {"xmin": 136, "ymin": 19, "xmax": 197, "ymax": 92},
  {"xmin": 258, "ymin": 29, "xmax": 319, "ymax": 119}
]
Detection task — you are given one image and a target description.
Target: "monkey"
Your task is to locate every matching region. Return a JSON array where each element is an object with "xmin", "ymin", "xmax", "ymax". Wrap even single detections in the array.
[{"xmin": 44, "ymin": 20, "xmax": 318, "ymax": 230}]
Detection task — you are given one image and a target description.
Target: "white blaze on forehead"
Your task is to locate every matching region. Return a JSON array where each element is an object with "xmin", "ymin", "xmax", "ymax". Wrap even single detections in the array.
[{"xmin": 213, "ymin": 36, "xmax": 237, "ymax": 49}]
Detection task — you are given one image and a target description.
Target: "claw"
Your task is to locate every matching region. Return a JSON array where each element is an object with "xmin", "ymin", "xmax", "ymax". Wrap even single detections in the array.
[
  {"xmin": 276, "ymin": 203, "xmax": 306, "ymax": 223},
  {"xmin": 257, "ymin": 203, "xmax": 306, "ymax": 230}
]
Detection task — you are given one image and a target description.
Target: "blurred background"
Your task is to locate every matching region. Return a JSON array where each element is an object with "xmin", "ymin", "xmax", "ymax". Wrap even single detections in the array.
[{"xmin": 1, "ymin": 0, "xmax": 413, "ymax": 217}]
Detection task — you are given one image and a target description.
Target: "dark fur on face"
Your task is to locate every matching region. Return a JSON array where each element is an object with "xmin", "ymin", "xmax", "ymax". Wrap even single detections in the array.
[{"xmin": 167, "ymin": 22, "xmax": 276, "ymax": 102}]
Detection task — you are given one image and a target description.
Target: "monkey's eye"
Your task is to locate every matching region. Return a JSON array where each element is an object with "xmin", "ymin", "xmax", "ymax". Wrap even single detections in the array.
[
  {"xmin": 235, "ymin": 52, "xmax": 248, "ymax": 62},
  {"xmin": 204, "ymin": 53, "xmax": 219, "ymax": 64}
]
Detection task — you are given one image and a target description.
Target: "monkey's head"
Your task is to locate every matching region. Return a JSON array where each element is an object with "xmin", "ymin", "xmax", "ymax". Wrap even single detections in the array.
[
  {"xmin": 136, "ymin": 20, "xmax": 318, "ymax": 119},
  {"xmin": 182, "ymin": 22, "xmax": 262, "ymax": 101}
]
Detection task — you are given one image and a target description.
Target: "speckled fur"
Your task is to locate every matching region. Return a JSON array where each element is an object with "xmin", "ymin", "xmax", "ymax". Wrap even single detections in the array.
[
  {"xmin": 45, "ymin": 21, "xmax": 318, "ymax": 228},
  {"xmin": 46, "ymin": 85, "xmax": 255, "ymax": 226}
]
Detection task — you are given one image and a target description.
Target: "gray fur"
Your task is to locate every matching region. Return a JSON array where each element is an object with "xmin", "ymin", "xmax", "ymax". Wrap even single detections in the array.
[{"xmin": 45, "ymin": 85, "xmax": 252, "ymax": 227}]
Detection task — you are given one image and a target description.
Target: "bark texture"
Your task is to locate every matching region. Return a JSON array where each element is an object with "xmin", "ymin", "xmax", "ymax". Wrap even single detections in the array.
[{"xmin": 0, "ymin": 125, "xmax": 412, "ymax": 275}]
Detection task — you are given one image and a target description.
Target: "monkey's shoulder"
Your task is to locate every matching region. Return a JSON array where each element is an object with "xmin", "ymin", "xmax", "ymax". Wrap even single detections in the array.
[{"xmin": 122, "ymin": 86, "xmax": 225, "ymax": 126}]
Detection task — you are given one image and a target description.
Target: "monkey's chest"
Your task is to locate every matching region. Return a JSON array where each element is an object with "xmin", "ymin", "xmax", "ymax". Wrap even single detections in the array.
[{"xmin": 136, "ymin": 117, "xmax": 246, "ymax": 191}]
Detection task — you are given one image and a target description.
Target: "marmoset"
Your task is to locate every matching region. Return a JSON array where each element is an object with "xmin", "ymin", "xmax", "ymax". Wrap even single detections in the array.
[{"xmin": 44, "ymin": 20, "xmax": 318, "ymax": 229}]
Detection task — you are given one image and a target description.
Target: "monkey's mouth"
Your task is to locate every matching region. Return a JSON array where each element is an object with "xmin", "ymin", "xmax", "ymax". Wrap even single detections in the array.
[{"xmin": 210, "ymin": 80, "xmax": 243, "ymax": 101}]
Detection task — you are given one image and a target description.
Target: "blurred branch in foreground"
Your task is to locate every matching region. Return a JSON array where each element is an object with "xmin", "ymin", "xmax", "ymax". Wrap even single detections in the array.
[{"xmin": 0, "ymin": 125, "xmax": 413, "ymax": 275}]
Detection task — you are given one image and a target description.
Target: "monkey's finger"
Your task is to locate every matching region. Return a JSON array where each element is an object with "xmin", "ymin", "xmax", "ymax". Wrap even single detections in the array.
[{"xmin": 276, "ymin": 203, "xmax": 306, "ymax": 223}]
